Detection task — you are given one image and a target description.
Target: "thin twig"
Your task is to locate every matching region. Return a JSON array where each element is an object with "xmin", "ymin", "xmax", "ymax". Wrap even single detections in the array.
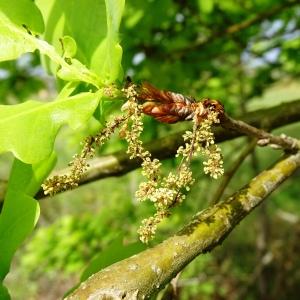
[
  {"xmin": 166, "ymin": 0, "xmax": 299, "ymax": 59},
  {"xmin": 221, "ymin": 115, "xmax": 300, "ymax": 152}
]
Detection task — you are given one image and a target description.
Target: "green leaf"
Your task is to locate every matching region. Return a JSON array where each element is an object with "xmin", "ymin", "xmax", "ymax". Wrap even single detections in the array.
[
  {"xmin": 0, "ymin": 16, "xmax": 101, "ymax": 87},
  {"xmin": 64, "ymin": 237, "xmax": 146, "ymax": 297},
  {"xmin": 0, "ymin": 17, "xmax": 37, "ymax": 62},
  {"xmin": 56, "ymin": 82, "xmax": 79, "ymax": 100},
  {"xmin": 81, "ymin": 237, "xmax": 146, "ymax": 281},
  {"xmin": 36, "ymin": 0, "xmax": 105, "ymax": 68},
  {"xmin": 197, "ymin": 0, "xmax": 214, "ymax": 14},
  {"xmin": 95, "ymin": 97, "xmax": 123, "ymax": 125},
  {"xmin": 0, "ymin": 92, "xmax": 100, "ymax": 164},
  {"xmin": 91, "ymin": 38, "xmax": 123, "ymax": 84},
  {"xmin": 0, "ymin": 155, "xmax": 56, "ymax": 286},
  {"xmin": 218, "ymin": 0, "xmax": 240, "ymax": 13},
  {"xmin": 56, "ymin": 58, "xmax": 100, "ymax": 85},
  {"xmin": 90, "ymin": 0, "xmax": 125, "ymax": 83},
  {"xmin": 36, "ymin": 0, "xmax": 125, "ymax": 83},
  {"xmin": 0, "ymin": 0, "xmax": 44, "ymax": 34},
  {"xmin": 0, "ymin": 284, "xmax": 10, "ymax": 300},
  {"xmin": 61, "ymin": 35, "xmax": 77, "ymax": 58}
]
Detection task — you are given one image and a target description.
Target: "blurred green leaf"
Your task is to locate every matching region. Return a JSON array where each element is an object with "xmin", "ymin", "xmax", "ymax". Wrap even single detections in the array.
[
  {"xmin": 0, "ymin": 92, "xmax": 100, "ymax": 164},
  {"xmin": 0, "ymin": 155, "xmax": 56, "ymax": 294},
  {"xmin": 0, "ymin": 0, "xmax": 44, "ymax": 33},
  {"xmin": 197, "ymin": 0, "xmax": 214, "ymax": 14},
  {"xmin": 0, "ymin": 284, "xmax": 10, "ymax": 300},
  {"xmin": 80, "ymin": 236, "xmax": 146, "ymax": 282},
  {"xmin": 218, "ymin": 0, "xmax": 241, "ymax": 12}
]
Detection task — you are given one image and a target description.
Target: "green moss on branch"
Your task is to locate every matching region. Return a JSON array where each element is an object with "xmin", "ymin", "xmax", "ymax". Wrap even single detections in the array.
[{"xmin": 67, "ymin": 151, "xmax": 300, "ymax": 300}]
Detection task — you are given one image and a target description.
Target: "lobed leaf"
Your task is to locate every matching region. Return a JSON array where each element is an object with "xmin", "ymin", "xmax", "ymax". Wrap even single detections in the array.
[
  {"xmin": 0, "ymin": 17, "xmax": 37, "ymax": 62},
  {"xmin": 0, "ymin": 92, "xmax": 100, "ymax": 164}
]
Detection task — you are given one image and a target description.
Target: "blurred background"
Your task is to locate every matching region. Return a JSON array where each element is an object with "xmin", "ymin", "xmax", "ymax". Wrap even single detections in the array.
[{"xmin": 1, "ymin": 0, "xmax": 300, "ymax": 299}]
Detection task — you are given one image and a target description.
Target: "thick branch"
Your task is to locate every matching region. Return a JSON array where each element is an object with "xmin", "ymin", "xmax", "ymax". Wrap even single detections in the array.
[{"xmin": 67, "ymin": 151, "xmax": 300, "ymax": 299}]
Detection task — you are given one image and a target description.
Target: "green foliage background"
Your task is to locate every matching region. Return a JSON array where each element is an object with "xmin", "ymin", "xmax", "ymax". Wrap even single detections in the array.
[{"xmin": 0, "ymin": 0, "xmax": 299, "ymax": 299}]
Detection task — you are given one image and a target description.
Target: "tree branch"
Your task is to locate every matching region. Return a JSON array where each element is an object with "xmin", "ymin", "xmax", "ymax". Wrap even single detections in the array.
[
  {"xmin": 221, "ymin": 115, "xmax": 300, "ymax": 151},
  {"xmin": 1, "ymin": 99, "xmax": 300, "ymax": 203},
  {"xmin": 42, "ymin": 99, "xmax": 300, "ymax": 194},
  {"xmin": 66, "ymin": 151, "xmax": 300, "ymax": 299},
  {"xmin": 158, "ymin": 0, "xmax": 299, "ymax": 59}
]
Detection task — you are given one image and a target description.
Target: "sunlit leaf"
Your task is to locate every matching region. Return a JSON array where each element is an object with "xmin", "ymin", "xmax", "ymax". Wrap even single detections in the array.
[
  {"xmin": 0, "ymin": 92, "xmax": 100, "ymax": 164},
  {"xmin": 90, "ymin": 0, "xmax": 125, "ymax": 83},
  {"xmin": 0, "ymin": 0, "xmax": 44, "ymax": 33},
  {"xmin": 197, "ymin": 0, "xmax": 214, "ymax": 14},
  {"xmin": 61, "ymin": 35, "xmax": 77, "ymax": 58},
  {"xmin": 0, "ymin": 18, "xmax": 37, "ymax": 62},
  {"xmin": 36, "ymin": 0, "xmax": 125, "ymax": 83},
  {"xmin": 0, "ymin": 16, "xmax": 101, "ymax": 87}
]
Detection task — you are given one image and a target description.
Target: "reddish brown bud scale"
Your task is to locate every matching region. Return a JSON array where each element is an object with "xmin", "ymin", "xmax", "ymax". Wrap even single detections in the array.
[{"xmin": 136, "ymin": 82, "xmax": 224, "ymax": 124}]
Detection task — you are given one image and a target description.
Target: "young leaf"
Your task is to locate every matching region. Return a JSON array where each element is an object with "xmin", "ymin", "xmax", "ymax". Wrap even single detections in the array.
[
  {"xmin": 56, "ymin": 82, "xmax": 79, "ymax": 100},
  {"xmin": 36, "ymin": 0, "xmax": 125, "ymax": 83},
  {"xmin": 0, "ymin": 92, "xmax": 101, "ymax": 164},
  {"xmin": 0, "ymin": 0, "xmax": 44, "ymax": 33},
  {"xmin": 36, "ymin": 0, "xmax": 106, "ymax": 70},
  {"xmin": 0, "ymin": 155, "xmax": 56, "ymax": 290},
  {"xmin": 61, "ymin": 35, "xmax": 77, "ymax": 58},
  {"xmin": 0, "ymin": 16, "xmax": 101, "ymax": 87},
  {"xmin": 0, "ymin": 17, "xmax": 37, "ymax": 62},
  {"xmin": 90, "ymin": 0, "xmax": 125, "ymax": 83}
]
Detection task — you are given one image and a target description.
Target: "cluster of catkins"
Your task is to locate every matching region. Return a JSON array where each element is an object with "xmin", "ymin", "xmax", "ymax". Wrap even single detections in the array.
[{"xmin": 42, "ymin": 84, "xmax": 224, "ymax": 243}]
